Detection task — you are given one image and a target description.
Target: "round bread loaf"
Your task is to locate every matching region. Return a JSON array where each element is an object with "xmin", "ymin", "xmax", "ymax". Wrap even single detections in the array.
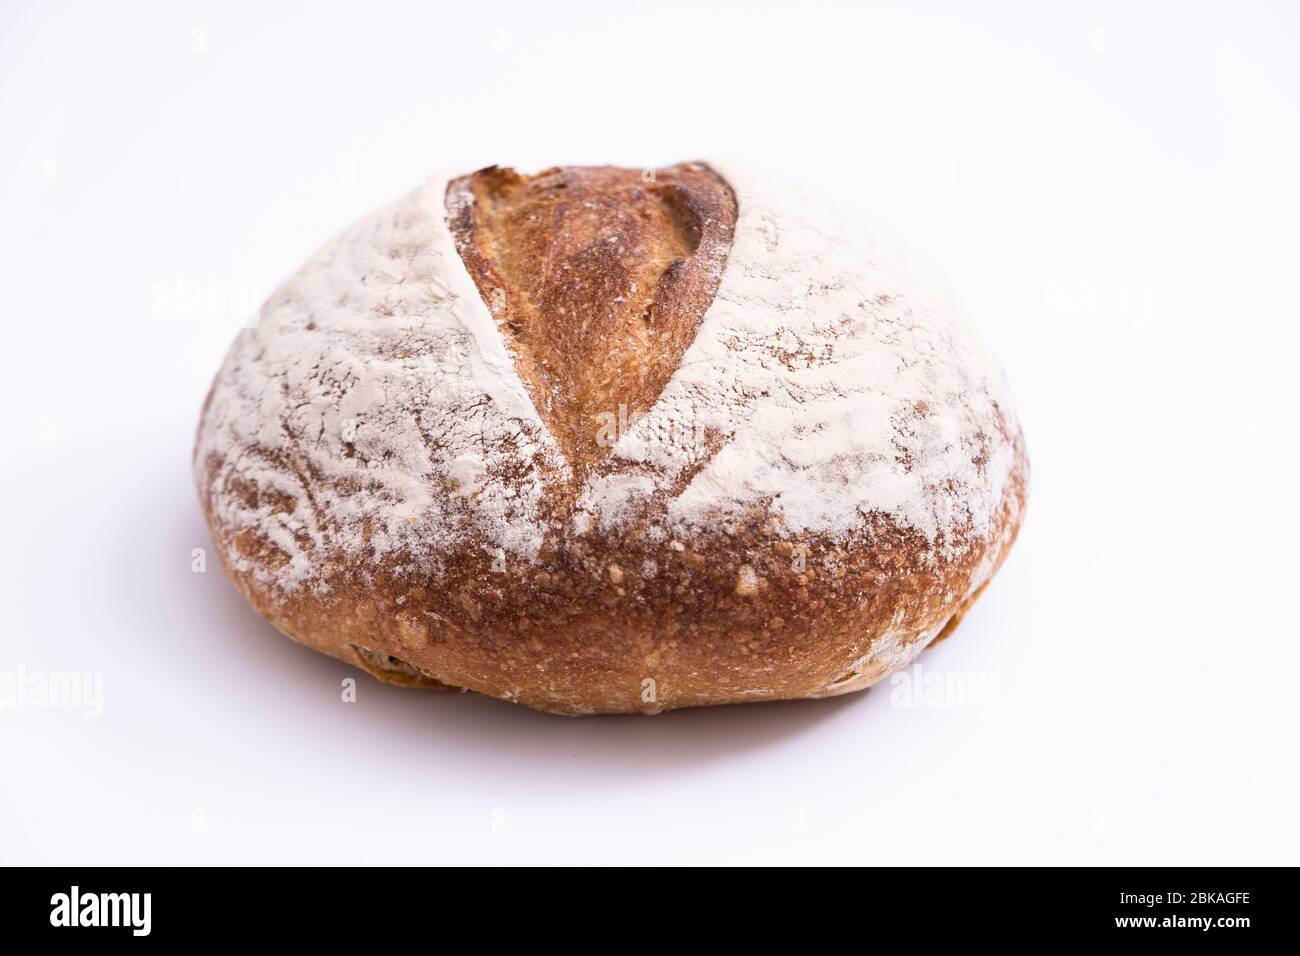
[{"xmin": 194, "ymin": 161, "xmax": 1028, "ymax": 715}]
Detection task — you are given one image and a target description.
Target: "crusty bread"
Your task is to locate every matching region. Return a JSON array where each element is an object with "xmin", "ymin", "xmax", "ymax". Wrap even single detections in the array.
[
  {"xmin": 195, "ymin": 161, "xmax": 1028, "ymax": 715},
  {"xmin": 448, "ymin": 164, "xmax": 736, "ymax": 478}
]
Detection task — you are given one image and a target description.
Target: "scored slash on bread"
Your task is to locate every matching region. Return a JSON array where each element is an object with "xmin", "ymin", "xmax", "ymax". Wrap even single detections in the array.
[{"xmin": 446, "ymin": 164, "xmax": 736, "ymax": 479}]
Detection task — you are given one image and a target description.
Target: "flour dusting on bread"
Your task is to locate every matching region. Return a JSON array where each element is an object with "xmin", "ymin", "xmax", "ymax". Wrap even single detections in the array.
[
  {"xmin": 195, "ymin": 175, "xmax": 565, "ymax": 591},
  {"xmin": 581, "ymin": 164, "xmax": 1019, "ymax": 554},
  {"xmin": 196, "ymin": 163, "xmax": 1020, "ymax": 598}
]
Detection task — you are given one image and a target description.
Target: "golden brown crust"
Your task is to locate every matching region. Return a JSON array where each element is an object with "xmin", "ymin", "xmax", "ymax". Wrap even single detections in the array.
[
  {"xmin": 447, "ymin": 163, "xmax": 736, "ymax": 478},
  {"xmin": 196, "ymin": 162, "xmax": 1029, "ymax": 716},
  {"xmin": 201, "ymin": 433, "xmax": 1028, "ymax": 716}
]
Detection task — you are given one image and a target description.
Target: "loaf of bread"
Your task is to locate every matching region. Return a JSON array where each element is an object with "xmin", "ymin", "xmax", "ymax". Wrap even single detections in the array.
[{"xmin": 194, "ymin": 161, "xmax": 1028, "ymax": 715}]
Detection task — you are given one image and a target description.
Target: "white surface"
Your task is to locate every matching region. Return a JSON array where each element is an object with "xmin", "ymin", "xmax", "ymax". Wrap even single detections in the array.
[{"xmin": 2, "ymin": 0, "xmax": 1296, "ymax": 866}]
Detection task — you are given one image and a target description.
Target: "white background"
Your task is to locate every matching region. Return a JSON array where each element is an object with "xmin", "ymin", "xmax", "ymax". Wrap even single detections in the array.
[{"xmin": 2, "ymin": 0, "xmax": 1297, "ymax": 865}]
